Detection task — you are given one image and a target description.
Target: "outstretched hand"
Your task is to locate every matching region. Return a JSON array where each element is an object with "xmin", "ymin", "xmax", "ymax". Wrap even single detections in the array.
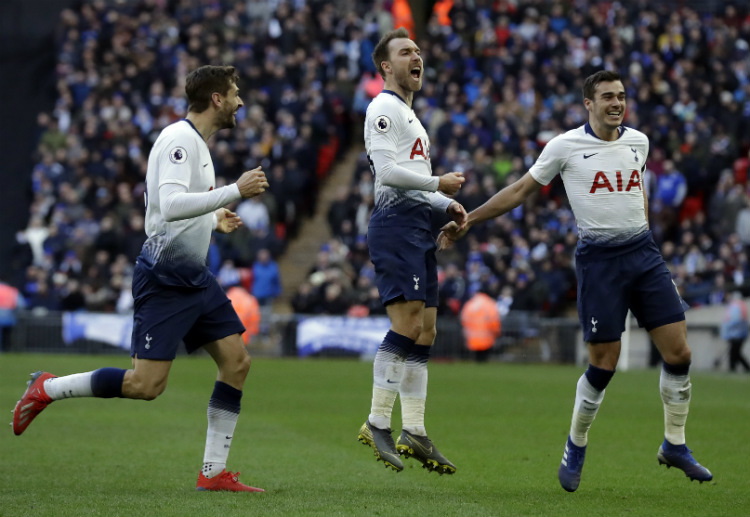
[
  {"xmin": 436, "ymin": 220, "xmax": 469, "ymax": 251},
  {"xmin": 447, "ymin": 201, "xmax": 467, "ymax": 229},
  {"xmin": 215, "ymin": 208, "xmax": 243, "ymax": 234}
]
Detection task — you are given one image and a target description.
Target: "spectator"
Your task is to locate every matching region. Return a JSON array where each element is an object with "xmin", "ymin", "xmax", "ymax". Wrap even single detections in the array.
[
  {"xmin": 653, "ymin": 159, "xmax": 688, "ymax": 239},
  {"xmin": 251, "ymin": 249, "xmax": 281, "ymax": 306},
  {"xmin": 460, "ymin": 287, "xmax": 501, "ymax": 362},
  {"xmin": 227, "ymin": 285, "xmax": 261, "ymax": 346},
  {"xmin": 0, "ymin": 279, "xmax": 26, "ymax": 349},
  {"xmin": 720, "ymin": 292, "xmax": 750, "ymax": 373},
  {"xmin": 291, "ymin": 281, "xmax": 318, "ymax": 315}
]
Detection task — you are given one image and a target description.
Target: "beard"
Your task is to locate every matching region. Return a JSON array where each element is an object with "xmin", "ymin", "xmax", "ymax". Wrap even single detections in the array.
[
  {"xmin": 218, "ymin": 108, "xmax": 236, "ymax": 130},
  {"xmin": 396, "ymin": 69, "xmax": 422, "ymax": 93}
]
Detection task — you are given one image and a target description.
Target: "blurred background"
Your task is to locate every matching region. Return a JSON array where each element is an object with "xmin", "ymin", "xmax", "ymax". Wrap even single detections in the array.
[{"xmin": 0, "ymin": 0, "xmax": 748, "ymax": 372}]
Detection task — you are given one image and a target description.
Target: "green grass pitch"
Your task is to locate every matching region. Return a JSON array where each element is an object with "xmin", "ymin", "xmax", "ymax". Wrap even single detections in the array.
[{"xmin": 1, "ymin": 353, "xmax": 748, "ymax": 517}]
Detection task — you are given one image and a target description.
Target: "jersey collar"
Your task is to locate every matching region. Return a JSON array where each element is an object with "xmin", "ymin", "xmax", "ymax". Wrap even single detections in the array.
[
  {"xmin": 584, "ymin": 122, "xmax": 626, "ymax": 140},
  {"xmin": 182, "ymin": 118, "xmax": 204, "ymax": 139},
  {"xmin": 381, "ymin": 89, "xmax": 409, "ymax": 106}
]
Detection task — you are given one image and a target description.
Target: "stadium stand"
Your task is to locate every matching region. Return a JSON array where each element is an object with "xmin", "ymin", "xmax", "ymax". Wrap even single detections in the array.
[{"xmin": 7, "ymin": 0, "xmax": 750, "ymax": 333}]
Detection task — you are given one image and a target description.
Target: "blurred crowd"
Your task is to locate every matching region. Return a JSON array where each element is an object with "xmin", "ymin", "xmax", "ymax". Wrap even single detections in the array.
[
  {"xmin": 11, "ymin": 0, "xmax": 750, "ymax": 320},
  {"xmin": 13, "ymin": 0, "xmax": 388, "ymax": 312}
]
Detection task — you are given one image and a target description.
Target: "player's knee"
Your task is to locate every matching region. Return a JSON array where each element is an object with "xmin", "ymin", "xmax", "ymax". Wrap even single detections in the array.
[
  {"xmin": 139, "ymin": 388, "xmax": 163, "ymax": 401},
  {"xmin": 237, "ymin": 351, "xmax": 252, "ymax": 376},
  {"xmin": 418, "ymin": 326, "xmax": 437, "ymax": 345},
  {"xmin": 223, "ymin": 350, "xmax": 252, "ymax": 381},
  {"xmin": 124, "ymin": 374, "xmax": 167, "ymax": 400},
  {"xmin": 404, "ymin": 322, "xmax": 423, "ymax": 341},
  {"xmin": 663, "ymin": 345, "xmax": 691, "ymax": 366}
]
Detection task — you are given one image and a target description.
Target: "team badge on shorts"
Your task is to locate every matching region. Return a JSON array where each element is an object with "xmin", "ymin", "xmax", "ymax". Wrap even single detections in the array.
[
  {"xmin": 374, "ymin": 115, "xmax": 392, "ymax": 133},
  {"xmin": 169, "ymin": 146, "xmax": 188, "ymax": 164}
]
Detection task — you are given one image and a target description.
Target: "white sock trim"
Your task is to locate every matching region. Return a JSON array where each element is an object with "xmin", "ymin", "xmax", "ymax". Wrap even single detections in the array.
[
  {"xmin": 44, "ymin": 372, "xmax": 94, "ymax": 400},
  {"xmin": 369, "ymin": 348, "xmax": 406, "ymax": 429},
  {"xmin": 203, "ymin": 407, "xmax": 239, "ymax": 472},
  {"xmin": 569, "ymin": 374, "xmax": 605, "ymax": 447},
  {"xmin": 401, "ymin": 396, "xmax": 426, "ymax": 436},
  {"xmin": 369, "ymin": 387, "xmax": 398, "ymax": 429},
  {"xmin": 660, "ymin": 369, "xmax": 691, "ymax": 445}
]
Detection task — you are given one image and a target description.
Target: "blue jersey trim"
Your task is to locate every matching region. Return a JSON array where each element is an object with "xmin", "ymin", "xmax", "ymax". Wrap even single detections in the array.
[
  {"xmin": 182, "ymin": 118, "xmax": 204, "ymax": 140},
  {"xmin": 381, "ymin": 89, "xmax": 408, "ymax": 105},
  {"xmin": 584, "ymin": 122, "xmax": 626, "ymax": 140}
]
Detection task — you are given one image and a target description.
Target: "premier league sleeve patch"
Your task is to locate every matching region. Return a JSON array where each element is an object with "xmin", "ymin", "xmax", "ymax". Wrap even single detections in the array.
[
  {"xmin": 374, "ymin": 115, "xmax": 392, "ymax": 133},
  {"xmin": 168, "ymin": 146, "xmax": 188, "ymax": 164}
]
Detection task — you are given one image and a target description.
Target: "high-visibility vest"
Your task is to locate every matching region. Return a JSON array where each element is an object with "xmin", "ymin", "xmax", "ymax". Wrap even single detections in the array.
[
  {"xmin": 460, "ymin": 292, "xmax": 501, "ymax": 351},
  {"xmin": 433, "ymin": 0, "xmax": 453, "ymax": 26},
  {"xmin": 391, "ymin": 0, "xmax": 415, "ymax": 39},
  {"xmin": 227, "ymin": 286, "xmax": 261, "ymax": 345},
  {"xmin": 0, "ymin": 284, "xmax": 20, "ymax": 310}
]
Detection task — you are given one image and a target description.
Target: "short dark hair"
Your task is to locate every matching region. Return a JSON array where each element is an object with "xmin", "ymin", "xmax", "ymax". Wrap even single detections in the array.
[
  {"xmin": 185, "ymin": 65, "xmax": 239, "ymax": 113},
  {"xmin": 582, "ymin": 70, "xmax": 622, "ymax": 101},
  {"xmin": 372, "ymin": 27, "xmax": 412, "ymax": 79}
]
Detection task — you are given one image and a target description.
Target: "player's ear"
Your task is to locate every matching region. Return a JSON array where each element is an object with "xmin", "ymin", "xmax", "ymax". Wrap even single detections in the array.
[{"xmin": 211, "ymin": 92, "xmax": 222, "ymax": 107}]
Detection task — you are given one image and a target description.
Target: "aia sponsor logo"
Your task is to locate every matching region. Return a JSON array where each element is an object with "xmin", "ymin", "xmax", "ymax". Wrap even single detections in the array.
[
  {"xmin": 410, "ymin": 137, "xmax": 429, "ymax": 160},
  {"xmin": 589, "ymin": 170, "xmax": 641, "ymax": 193}
]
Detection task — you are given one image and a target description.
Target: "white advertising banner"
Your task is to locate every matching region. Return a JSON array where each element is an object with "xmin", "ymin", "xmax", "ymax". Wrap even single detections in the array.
[
  {"xmin": 296, "ymin": 316, "xmax": 390, "ymax": 357},
  {"xmin": 62, "ymin": 312, "xmax": 133, "ymax": 350}
]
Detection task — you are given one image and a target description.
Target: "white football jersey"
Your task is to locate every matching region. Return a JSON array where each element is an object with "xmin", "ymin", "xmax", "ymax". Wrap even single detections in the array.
[
  {"xmin": 365, "ymin": 90, "xmax": 433, "ymax": 230},
  {"xmin": 530, "ymin": 123, "xmax": 649, "ymax": 245},
  {"xmin": 139, "ymin": 119, "xmax": 216, "ymax": 287}
]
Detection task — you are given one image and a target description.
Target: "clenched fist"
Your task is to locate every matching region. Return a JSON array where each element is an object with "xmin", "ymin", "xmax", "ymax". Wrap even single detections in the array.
[
  {"xmin": 236, "ymin": 166, "xmax": 270, "ymax": 198},
  {"xmin": 437, "ymin": 172, "xmax": 465, "ymax": 196}
]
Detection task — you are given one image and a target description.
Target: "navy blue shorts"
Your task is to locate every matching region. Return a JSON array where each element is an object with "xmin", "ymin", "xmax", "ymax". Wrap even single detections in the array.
[
  {"xmin": 576, "ymin": 233, "xmax": 687, "ymax": 343},
  {"xmin": 367, "ymin": 226, "xmax": 438, "ymax": 307},
  {"xmin": 130, "ymin": 263, "xmax": 245, "ymax": 360}
]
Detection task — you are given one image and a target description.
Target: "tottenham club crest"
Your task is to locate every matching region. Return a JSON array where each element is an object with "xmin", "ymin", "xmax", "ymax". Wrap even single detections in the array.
[
  {"xmin": 169, "ymin": 146, "xmax": 188, "ymax": 164},
  {"xmin": 374, "ymin": 115, "xmax": 391, "ymax": 133}
]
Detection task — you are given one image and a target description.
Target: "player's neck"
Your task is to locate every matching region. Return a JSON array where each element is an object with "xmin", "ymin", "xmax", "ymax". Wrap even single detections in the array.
[
  {"xmin": 185, "ymin": 112, "xmax": 219, "ymax": 142},
  {"xmin": 588, "ymin": 119, "xmax": 620, "ymax": 141},
  {"xmin": 383, "ymin": 82, "xmax": 414, "ymax": 108}
]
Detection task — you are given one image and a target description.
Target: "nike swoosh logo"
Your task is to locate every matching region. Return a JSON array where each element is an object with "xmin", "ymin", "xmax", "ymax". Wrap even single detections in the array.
[
  {"xmin": 411, "ymin": 440, "xmax": 433, "ymax": 455},
  {"xmin": 382, "ymin": 451, "xmax": 400, "ymax": 462},
  {"xmin": 583, "ymin": 153, "xmax": 598, "ymax": 159},
  {"xmin": 408, "ymin": 119, "xmax": 413, "ymax": 123},
  {"xmin": 203, "ymin": 163, "xmax": 209, "ymax": 167},
  {"xmin": 386, "ymin": 379, "xmax": 397, "ymax": 384}
]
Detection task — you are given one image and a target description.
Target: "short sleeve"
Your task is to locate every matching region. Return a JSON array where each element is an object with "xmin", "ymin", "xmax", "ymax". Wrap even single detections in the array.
[
  {"xmin": 529, "ymin": 136, "xmax": 566, "ymax": 186},
  {"xmin": 366, "ymin": 98, "xmax": 403, "ymax": 153},
  {"xmin": 157, "ymin": 133, "xmax": 198, "ymax": 189}
]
